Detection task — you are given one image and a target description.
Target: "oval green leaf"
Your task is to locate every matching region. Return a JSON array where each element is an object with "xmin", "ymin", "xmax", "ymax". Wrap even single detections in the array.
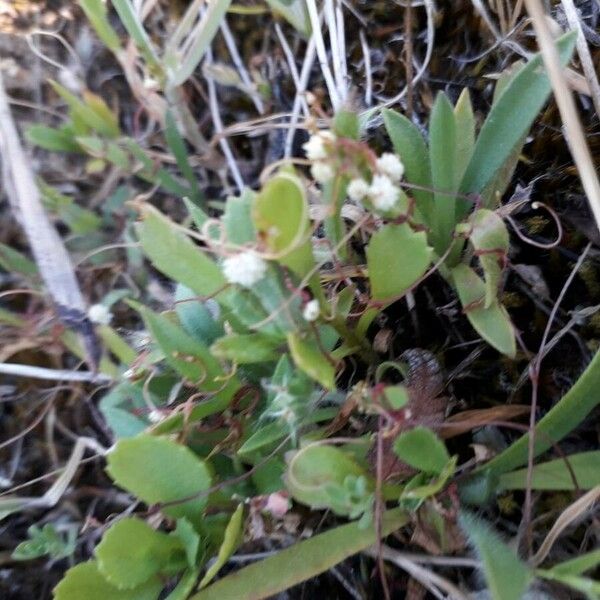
[
  {"xmin": 96, "ymin": 518, "xmax": 184, "ymax": 589},
  {"xmin": 367, "ymin": 223, "xmax": 432, "ymax": 302},
  {"xmin": 106, "ymin": 435, "xmax": 212, "ymax": 522},
  {"xmin": 54, "ymin": 561, "xmax": 162, "ymax": 600},
  {"xmin": 452, "ymin": 264, "xmax": 516, "ymax": 357},
  {"xmin": 287, "ymin": 333, "xmax": 335, "ymax": 390}
]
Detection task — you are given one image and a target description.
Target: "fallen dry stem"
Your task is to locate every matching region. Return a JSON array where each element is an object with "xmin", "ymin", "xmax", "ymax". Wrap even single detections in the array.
[{"xmin": 524, "ymin": 0, "xmax": 600, "ymax": 233}]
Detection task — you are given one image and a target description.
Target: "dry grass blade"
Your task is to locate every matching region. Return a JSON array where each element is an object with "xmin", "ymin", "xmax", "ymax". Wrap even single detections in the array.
[
  {"xmin": 560, "ymin": 0, "xmax": 600, "ymax": 117},
  {"xmin": 0, "ymin": 363, "xmax": 112, "ymax": 384},
  {"xmin": 531, "ymin": 485, "xmax": 600, "ymax": 566},
  {"xmin": 523, "ymin": 0, "xmax": 600, "ymax": 233},
  {"xmin": 0, "ymin": 437, "xmax": 107, "ymax": 521},
  {"xmin": 0, "ymin": 71, "xmax": 101, "ymax": 368},
  {"xmin": 364, "ymin": 545, "xmax": 470, "ymax": 600}
]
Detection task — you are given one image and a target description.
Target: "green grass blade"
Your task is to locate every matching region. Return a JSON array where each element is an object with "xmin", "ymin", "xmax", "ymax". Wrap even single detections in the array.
[
  {"xmin": 112, "ymin": 0, "xmax": 162, "ymax": 74},
  {"xmin": 458, "ymin": 32, "xmax": 577, "ymax": 200},
  {"xmin": 191, "ymin": 509, "xmax": 407, "ymax": 600},
  {"xmin": 498, "ymin": 451, "xmax": 600, "ymax": 491},
  {"xmin": 481, "ymin": 349, "xmax": 600, "ymax": 476},
  {"xmin": 429, "ymin": 92, "xmax": 457, "ymax": 255},
  {"xmin": 165, "ymin": 111, "xmax": 204, "ymax": 206},
  {"xmin": 79, "ymin": 0, "xmax": 122, "ymax": 54}
]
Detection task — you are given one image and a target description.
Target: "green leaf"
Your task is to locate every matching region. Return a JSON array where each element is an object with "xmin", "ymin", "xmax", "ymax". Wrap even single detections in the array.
[
  {"xmin": 165, "ymin": 111, "xmax": 204, "ymax": 207},
  {"xmin": 223, "ymin": 190, "xmax": 256, "ymax": 245},
  {"xmin": 460, "ymin": 512, "xmax": 532, "ymax": 600},
  {"xmin": 238, "ymin": 408, "xmax": 337, "ymax": 456},
  {"xmin": 459, "ymin": 32, "xmax": 577, "ymax": 198},
  {"xmin": 39, "ymin": 181, "xmax": 102, "ymax": 235},
  {"xmin": 99, "ymin": 381, "xmax": 151, "ymax": 438},
  {"xmin": 285, "ymin": 444, "xmax": 370, "ymax": 515},
  {"xmin": 126, "ymin": 140, "xmax": 192, "ymax": 197},
  {"xmin": 97, "ymin": 324, "xmax": 137, "ymax": 365},
  {"xmin": 468, "ymin": 209, "xmax": 509, "ymax": 307},
  {"xmin": 106, "ymin": 435, "xmax": 212, "ymax": 522},
  {"xmin": 401, "ymin": 458, "xmax": 456, "ymax": 503},
  {"xmin": 175, "ymin": 284, "xmax": 223, "ymax": 345},
  {"xmin": 382, "ymin": 108, "xmax": 433, "ymax": 223},
  {"xmin": 139, "ymin": 306, "xmax": 238, "ymax": 398},
  {"xmin": 333, "ymin": 110, "xmax": 360, "ymax": 140},
  {"xmin": 498, "ymin": 451, "xmax": 600, "ymax": 491},
  {"xmin": 265, "ymin": 0, "xmax": 310, "ymax": 36},
  {"xmin": 96, "ymin": 518, "xmax": 185, "ymax": 588},
  {"xmin": 25, "ymin": 125, "xmax": 81, "ymax": 153},
  {"xmin": 190, "ymin": 509, "xmax": 407, "ymax": 600},
  {"xmin": 174, "ymin": 518, "xmax": 203, "ymax": 568},
  {"xmin": 549, "ymin": 550, "xmax": 600, "ymax": 576},
  {"xmin": 50, "ymin": 82, "xmax": 120, "ymax": 138},
  {"xmin": 166, "ymin": 569, "xmax": 199, "ymax": 600},
  {"xmin": 199, "ymin": 504, "xmax": 244, "ymax": 588},
  {"xmin": 79, "ymin": 0, "xmax": 122, "ymax": 53},
  {"xmin": 0, "ymin": 243, "xmax": 37, "ymax": 277},
  {"xmin": 112, "ymin": 0, "xmax": 162, "ymax": 73},
  {"xmin": 211, "ymin": 333, "xmax": 281, "ymax": 364},
  {"xmin": 287, "ymin": 333, "xmax": 335, "ymax": 390},
  {"xmin": 253, "ymin": 172, "xmax": 314, "ymax": 278},
  {"xmin": 54, "ymin": 561, "xmax": 162, "ymax": 600},
  {"xmin": 481, "ymin": 349, "xmax": 600, "ymax": 476},
  {"xmin": 12, "ymin": 524, "xmax": 75, "ymax": 561},
  {"xmin": 453, "ymin": 88, "xmax": 475, "ymax": 183},
  {"xmin": 452, "ymin": 264, "xmax": 516, "ymax": 357},
  {"xmin": 393, "ymin": 427, "xmax": 450, "ymax": 475},
  {"xmin": 239, "ymin": 422, "xmax": 288, "ymax": 456},
  {"xmin": 366, "ymin": 223, "xmax": 432, "ymax": 301},
  {"xmin": 429, "ymin": 92, "xmax": 458, "ymax": 255},
  {"xmin": 384, "ymin": 385, "xmax": 409, "ymax": 410},
  {"xmin": 137, "ymin": 205, "xmax": 227, "ymax": 299}
]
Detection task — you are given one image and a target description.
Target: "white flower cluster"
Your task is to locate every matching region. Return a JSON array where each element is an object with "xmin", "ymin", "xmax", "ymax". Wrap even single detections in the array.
[
  {"xmin": 303, "ymin": 131, "xmax": 336, "ymax": 184},
  {"xmin": 347, "ymin": 153, "xmax": 405, "ymax": 212},
  {"xmin": 222, "ymin": 251, "xmax": 267, "ymax": 287}
]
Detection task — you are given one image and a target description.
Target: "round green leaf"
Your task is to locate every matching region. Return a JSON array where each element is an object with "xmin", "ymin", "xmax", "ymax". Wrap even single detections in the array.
[
  {"xmin": 285, "ymin": 444, "xmax": 371, "ymax": 515},
  {"xmin": 106, "ymin": 435, "xmax": 212, "ymax": 522},
  {"xmin": 253, "ymin": 172, "xmax": 314, "ymax": 277},
  {"xmin": 393, "ymin": 427, "xmax": 450, "ymax": 475},
  {"xmin": 384, "ymin": 385, "xmax": 409, "ymax": 410},
  {"xmin": 54, "ymin": 561, "xmax": 162, "ymax": 600},
  {"xmin": 96, "ymin": 518, "xmax": 184, "ymax": 588}
]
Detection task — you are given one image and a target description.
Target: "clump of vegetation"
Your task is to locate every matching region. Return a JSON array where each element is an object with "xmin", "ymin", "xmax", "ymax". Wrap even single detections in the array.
[{"xmin": 1, "ymin": 1, "xmax": 599, "ymax": 599}]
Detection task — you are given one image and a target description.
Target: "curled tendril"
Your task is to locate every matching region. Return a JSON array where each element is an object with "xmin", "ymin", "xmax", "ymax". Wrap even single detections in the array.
[{"xmin": 505, "ymin": 201, "xmax": 563, "ymax": 249}]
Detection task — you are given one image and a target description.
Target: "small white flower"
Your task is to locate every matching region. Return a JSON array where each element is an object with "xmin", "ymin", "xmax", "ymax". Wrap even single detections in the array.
[
  {"xmin": 223, "ymin": 251, "xmax": 267, "ymax": 287},
  {"xmin": 302, "ymin": 299, "xmax": 320, "ymax": 322},
  {"xmin": 347, "ymin": 178, "xmax": 370, "ymax": 202},
  {"xmin": 88, "ymin": 303, "xmax": 112, "ymax": 325},
  {"xmin": 376, "ymin": 153, "xmax": 405, "ymax": 182},
  {"xmin": 148, "ymin": 410, "xmax": 164, "ymax": 423},
  {"xmin": 302, "ymin": 131, "xmax": 335, "ymax": 160},
  {"xmin": 310, "ymin": 161, "xmax": 334, "ymax": 184},
  {"xmin": 368, "ymin": 174, "xmax": 400, "ymax": 211}
]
